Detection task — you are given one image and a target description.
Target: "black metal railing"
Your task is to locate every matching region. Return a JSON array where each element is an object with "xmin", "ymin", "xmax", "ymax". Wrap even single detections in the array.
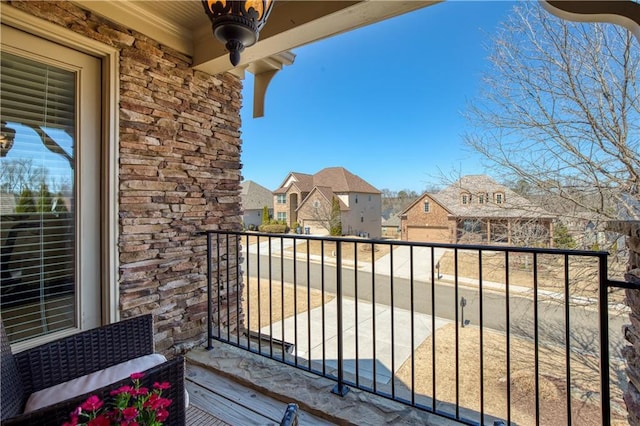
[{"xmin": 203, "ymin": 230, "xmax": 629, "ymax": 426}]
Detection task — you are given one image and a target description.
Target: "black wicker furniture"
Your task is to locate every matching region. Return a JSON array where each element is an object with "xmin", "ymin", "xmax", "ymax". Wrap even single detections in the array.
[{"xmin": 0, "ymin": 314, "xmax": 185, "ymax": 426}]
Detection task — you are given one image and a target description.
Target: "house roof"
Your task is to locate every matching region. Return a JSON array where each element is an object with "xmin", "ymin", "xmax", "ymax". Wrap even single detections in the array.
[
  {"xmin": 402, "ymin": 175, "xmax": 554, "ymax": 219},
  {"xmin": 313, "ymin": 167, "xmax": 380, "ymax": 194},
  {"xmin": 382, "ymin": 214, "xmax": 401, "ymax": 227},
  {"xmin": 299, "ymin": 186, "xmax": 349, "ymax": 212},
  {"xmin": 274, "ymin": 167, "xmax": 380, "ymax": 195},
  {"xmin": 240, "ymin": 180, "xmax": 273, "ymax": 210}
]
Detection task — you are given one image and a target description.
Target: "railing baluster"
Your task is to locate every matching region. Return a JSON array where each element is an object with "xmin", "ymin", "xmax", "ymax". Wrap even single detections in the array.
[
  {"xmin": 505, "ymin": 251, "xmax": 511, "ymax": 425},
  {"xmin": 332, "ymin": 240, "xmax": 348, "ymax": 396},
  {"xmin": 321, "ymin": 240, "xmax": 326, "ymax": 376},
  {"xmin": 307, "ymin": 239, "xmax": 311, "ymax": 371},
  {"xmin": 206, "ymin": 232, "xmax": 213, "ymax": 350},
  {"xmin": 257, "ymin": 235, "xmax": 262, "ymax": 355},
  {"xmin": 599, "ymin": 254, "xmax": 611, "ymax": 426},
  {"xmin": 372, "ymin": 241, "xmax": 377, "ymax": 394},
  {"xmin": 354, "ymin": 241, "xmax": 360, "ymax": 387},
  {"xmin": 281, "ymin": 237, "xmax": 285, "ymax": 362},
  {"xmin": 217, "ymin": 233, "xmax": 221, "ymax": 341},
  {"xmin": 534, "ymin": 252, "xmax": 540, "ymax": 426},
  {"xmin": 390, "ymin": 245, "xmax": 395, "ymax": 399},
  {"xmin": 479, "ymin": 249, "xmax": 484, "ymax": 425},
  {"xmin": 236, "ymin": 234, "xmax": 241, "ymax": 345},
  {"xmin": 269, "ymin": 236, "xmax": 273, "ymax": 358},
  {"xmin": 410, "ymin": 245, "xmax": 415, "ymax": 406},
  {"xmin": 431, "ymin": 246, "xmax": 436, "ymax": 412},
  {"xmin": 564, "ymin": 254, "xmax": 572, "ymax": 425},
  {"xmin": 454, "ymin": 248, "xmax": 460, "ymax": 419},
  {"xmin": 245, "ymin": 234, "xmax": 250, "ymax": 349}
]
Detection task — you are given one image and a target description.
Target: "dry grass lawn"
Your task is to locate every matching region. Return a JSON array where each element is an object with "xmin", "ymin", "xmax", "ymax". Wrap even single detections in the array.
[
  {"xmin": 242, "ymin": 276, "xmax": 335, "ymax": 331},
  {"xmin": 437, "ymin": 250, "xmax": 626, "ymax": 303},
  {"xmin": 285, "ymin": 239, "xmax": 391, "ymax": 264},
  {"xmin": 395, "ymin": 324, "xmax": 626, "ymax": 426}
]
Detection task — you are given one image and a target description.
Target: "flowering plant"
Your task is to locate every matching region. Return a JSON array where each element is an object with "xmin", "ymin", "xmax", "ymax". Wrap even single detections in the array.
[{"xmin": 62, "ymin": 372, "xmax": 172, "ymax": 426}]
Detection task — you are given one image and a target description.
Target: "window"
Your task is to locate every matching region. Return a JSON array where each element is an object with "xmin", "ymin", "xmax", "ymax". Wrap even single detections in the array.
[
  {"xmin": 276, "ymin": 194, "xmax": 286, "ymax": 204},
  {"xmin": 461, "ymin": 193, "xmax": 469, "ymax": 205},
  {"xmin": 277, "ymin": 212, "xmax": 287, "ymax": 221},
  {"xmin": 423, "ymin": 201, "xmax": 430, "ymax": 213},
  {"xmin": 368, "ymin": 195, "xmax": 371, "ymax": 202},
  {"xmin": 1, "ymin": 26, "xmax": 102, "ymax": 343},
  {"xmin": 355, "ymin": 195, "xmax": 358, "ymax": 204},
  {"xmin": 312, "ymin": 200, "xmax": 321, "ymax": 209},
  {"xmin": 495, "ymin": 193, "xmax": 504, "ymax": 204},
  {"xmin": 477, "ymin": 193, "xmax": 484, "ymax": 205}
]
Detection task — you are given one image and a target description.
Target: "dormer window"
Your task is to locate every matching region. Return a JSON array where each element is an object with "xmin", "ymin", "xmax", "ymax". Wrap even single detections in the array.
[
  {"xmin": 423, "ymin": 201, "xmax": 430, "ymax": 213},
  {"xmin": 495, "ymin": 192, "xmax": 504, "ymax": 204},
  {"xmin": 461, "ymin": 193, "xmax": 470, "ymax": 205},
  {"xmin": 477, "ymin": 193, "xmax": 485, "ymax": 204}
]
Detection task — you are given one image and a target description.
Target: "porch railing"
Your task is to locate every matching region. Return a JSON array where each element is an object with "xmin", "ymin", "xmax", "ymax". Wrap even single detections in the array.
[{"xmin": 203, "ymin": 230, "xmax": 629, "ymax": 426}]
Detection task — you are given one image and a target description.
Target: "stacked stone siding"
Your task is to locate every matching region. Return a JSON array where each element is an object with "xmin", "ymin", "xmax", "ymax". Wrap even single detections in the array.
[
  {"xmin": 8, "ymin": 1, "xmax": 244, "ymax": 356},
  {"xmin": 608, "ymin": 221, "xmax": 640, "ymax": 425}
]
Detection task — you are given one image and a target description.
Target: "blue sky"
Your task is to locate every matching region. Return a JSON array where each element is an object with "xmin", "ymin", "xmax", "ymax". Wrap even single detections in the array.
[{"xmin": 240, "ymin": 1, "xmax": 515, "ymax": 193}]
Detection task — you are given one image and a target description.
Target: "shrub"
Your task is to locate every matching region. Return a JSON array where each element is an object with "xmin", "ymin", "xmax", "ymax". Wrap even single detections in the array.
[{"xmin": 258, "ymin": 224, "xmax": 288, "ymax": 233}]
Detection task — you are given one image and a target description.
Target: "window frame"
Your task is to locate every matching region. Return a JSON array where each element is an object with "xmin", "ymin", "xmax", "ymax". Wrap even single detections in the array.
[{"xmin": 2, "ymin": 8, "xmax": 119, "ymax": 349}]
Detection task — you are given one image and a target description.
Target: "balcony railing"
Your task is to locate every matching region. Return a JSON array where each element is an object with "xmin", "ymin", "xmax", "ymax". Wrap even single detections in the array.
[{"xmin": 203, "ymin": 230, "xmax": 629, "ymax": 426}]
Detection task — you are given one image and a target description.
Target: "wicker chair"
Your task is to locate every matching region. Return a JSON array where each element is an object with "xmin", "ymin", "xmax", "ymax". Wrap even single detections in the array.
[{"xmin": 0, "ymin": 314, "xmax": 185, "ymax": 426}]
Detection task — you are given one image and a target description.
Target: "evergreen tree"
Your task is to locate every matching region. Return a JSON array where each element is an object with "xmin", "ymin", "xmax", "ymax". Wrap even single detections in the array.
[
  {"xmin": 262, "ymin": 206, "xmax": 269, "ymax": 224},
  {"xmin": 15, "ymin": 188, "xmax": 36, "ymax": 213},
  {"xmin": 329, "ymin": 197, "xmax": 342, "ymax": 236},
  {"xmin": 553, "ymin": 222, "xmax": 577, "ymax": 249}
]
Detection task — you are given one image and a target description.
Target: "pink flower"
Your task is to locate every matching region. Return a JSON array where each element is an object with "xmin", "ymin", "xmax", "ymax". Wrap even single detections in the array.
[
  {"xmin": 130, "ymin": 372, "xmax": 145, "ymax": 380},
  {"xmin": 110, "ymin": 385, "xmax": 134, "ymax": 396},
  {"xmin": 62, "ymin": 416, "xmax": 78, "ymax": 426},
  {"xmin": 144, "ymin": 394, "xmax": 172, "ymax": 410},
  {"xmin": 156, "ymin": 408, "xmax": 170, "ymax": 422},
  {"xmin": 80, "ymin": 395, "xmax": 104, "ymax": 412},
  {"xmin": 131, "ymin": 386, "xmax": 149, "ymax": 397},
  {"xmin": 153, "ymin": 381, "xmax": 171, "ymax": 390},
  {"xmin": 88, "ymin": 415, "xmax": 110, "ymax": 426},
  {"xmin": 122, "ymin": 407, "xmax": 138, "ymax": 421}
]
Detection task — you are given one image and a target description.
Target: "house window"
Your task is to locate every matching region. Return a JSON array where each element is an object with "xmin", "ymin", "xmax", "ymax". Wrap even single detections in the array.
[
  {"xmin": 368, "ymin": 195, "xmax": 371, "ymax": 202},
  {"xmin": 478, "ymin": 193, "xmax": 484, "ymax": 204},
  {"xmin": 277, "ymin": 212, "xmax": 287, "ymax": 221},
  {"xmin": 423, "ymin": 201, "xmax": 430, "ymax": 213},
  {"xmin": 355, "ymin": 195, "xmax": 358, "ymax": 204},
  {"xmin": 461, "ymin": 193, "xmax": 470, "ymax": 205},
  {"xmin": 495, "ymin": 193, "xmax": 504, "ymax": 204},
  {"xmin": 276, "ymin": 194, "xmax": 286, "ymax": 204},
  {"xmin": 0, "ymin": 27, "xmax": 102, "ymax": 343}
]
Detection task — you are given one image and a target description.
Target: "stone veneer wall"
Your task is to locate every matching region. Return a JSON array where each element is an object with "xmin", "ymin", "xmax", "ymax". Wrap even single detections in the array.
[
  {"xmin": 608, "ymin": 221, "xmax": 640, "ymax": 425},
  {"xmin": 7, "ymin": 1, "xmax": 245, "ymax": 356}
]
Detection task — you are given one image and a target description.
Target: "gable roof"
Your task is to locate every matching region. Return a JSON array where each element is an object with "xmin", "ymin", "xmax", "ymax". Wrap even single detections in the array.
[
  {"xmin": 299, "ymin": 186, "xmax": 349, "ymax": 212},
  {"xmin": 240, "ymin": 180, "xmax": 273, "ymax": 210},
  {"xmin": 313, "ymin": 167, "xmax": 380, "ymax": 194},
  {"xmin": 435, "ymin": 175, "xmax": 554, "ymax": 219},
  {"xmin": 401, "ymin": 175, "xmax": 554, "ymax": 219},
  {"xmin": 274, "ymin": 167, "xmax": 380, "ymax": 195}
]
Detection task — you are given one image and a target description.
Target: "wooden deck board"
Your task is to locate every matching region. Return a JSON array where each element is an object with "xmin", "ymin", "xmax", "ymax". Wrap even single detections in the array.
[{"xmin": 186, "ymin": 363, "xmax": 335, "ymax": 426}]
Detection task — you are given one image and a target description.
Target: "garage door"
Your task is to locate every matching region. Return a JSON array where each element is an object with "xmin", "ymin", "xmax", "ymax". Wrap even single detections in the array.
[{"xmin": 407, "ymin": 226, "xmax": 449, "ymax": 243}]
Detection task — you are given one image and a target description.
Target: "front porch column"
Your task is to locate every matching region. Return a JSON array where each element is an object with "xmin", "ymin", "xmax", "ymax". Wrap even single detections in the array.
[{"xmin": 608, "ymin": 221, "xmax": 640, "ymax": 425}]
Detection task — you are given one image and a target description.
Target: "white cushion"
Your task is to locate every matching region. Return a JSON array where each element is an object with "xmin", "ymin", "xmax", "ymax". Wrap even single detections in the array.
[{"xmin": 24, "ymin": 353, "xmax": 167, "ymax": 413}]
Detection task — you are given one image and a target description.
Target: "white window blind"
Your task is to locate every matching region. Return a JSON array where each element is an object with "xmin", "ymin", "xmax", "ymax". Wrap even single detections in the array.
[{"xmin": 1, "ymin": 51, "xmax": 77, "ymax": 343}]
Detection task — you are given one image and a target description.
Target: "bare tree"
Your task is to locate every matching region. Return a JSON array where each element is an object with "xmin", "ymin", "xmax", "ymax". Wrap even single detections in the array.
[{"xmin": 464, "ymin": 3, "xmax": 640, "ymax": 227}]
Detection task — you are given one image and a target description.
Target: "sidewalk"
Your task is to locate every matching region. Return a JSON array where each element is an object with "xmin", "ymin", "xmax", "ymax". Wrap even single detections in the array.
[{"xmin": 262, "ymin": 297, "xmax": 450, "ymax": 385}]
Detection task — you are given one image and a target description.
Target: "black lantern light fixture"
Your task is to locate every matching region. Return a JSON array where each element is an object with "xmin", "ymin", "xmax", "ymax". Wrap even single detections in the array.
[{"xmin": 202, "ymin": 0, "xmax": 274, "ymax": 66}]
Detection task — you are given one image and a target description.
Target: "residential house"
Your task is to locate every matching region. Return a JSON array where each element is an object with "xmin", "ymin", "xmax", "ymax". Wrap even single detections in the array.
[
  {"xmin": 400, "ymin": 175, "xmax": 556, "ymax": 246},
  {"xmin": 273, "ymin": 167, "xmax": 382, "ymax": 238},
  {"xmin": 240, "ymin": 180, "xmax": 273, "ymax": 230},
  {"xmin": 381, "ymin": 214, "xmax": 401, "ymax": 239}
]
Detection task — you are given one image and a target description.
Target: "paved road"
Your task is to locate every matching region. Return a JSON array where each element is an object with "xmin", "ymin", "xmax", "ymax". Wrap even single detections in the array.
[{"xmin": 242, "ymin": 246, "xmax": 627, "ymax": 358}]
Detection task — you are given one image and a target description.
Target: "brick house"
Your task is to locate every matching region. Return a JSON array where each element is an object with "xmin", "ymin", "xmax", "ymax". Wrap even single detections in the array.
[
  {"xmin": 273, "ymin": 167, "xmax": 382, "ymax": 238},
  {"xmin": 400, "ymin": 175, "xmax": 556, "ymax": 246}
]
